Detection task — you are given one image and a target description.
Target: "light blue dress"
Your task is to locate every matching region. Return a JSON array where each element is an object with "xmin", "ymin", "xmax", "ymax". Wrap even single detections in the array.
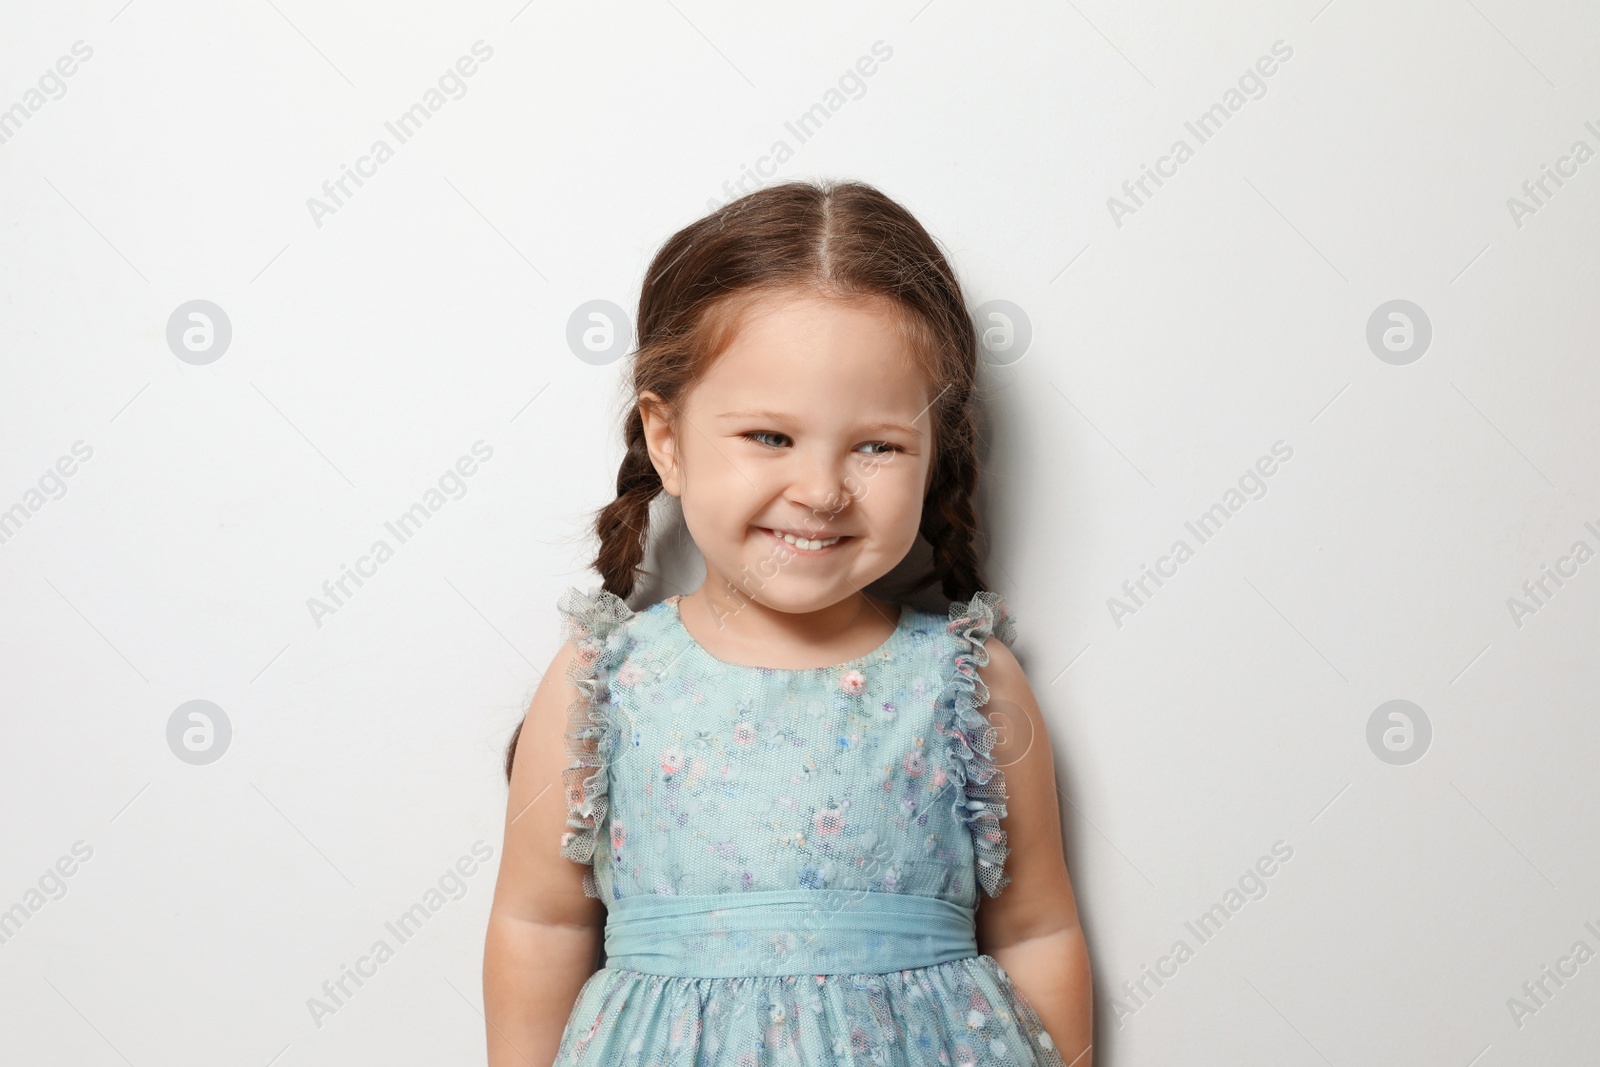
[{"xmin": 551, "ymin": 586, "xmax": 1065, "ymax": 1066}]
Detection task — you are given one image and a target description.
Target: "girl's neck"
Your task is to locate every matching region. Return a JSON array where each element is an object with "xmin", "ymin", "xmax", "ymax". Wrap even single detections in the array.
[{"xmin": 675, "ymin": 584, "xmax": 900, "ymax": 670}]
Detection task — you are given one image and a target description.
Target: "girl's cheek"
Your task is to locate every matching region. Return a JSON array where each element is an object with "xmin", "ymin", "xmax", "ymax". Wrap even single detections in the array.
[{"xmin": 871, "ymin": 477, "xmax": 926, "ymax": 516}]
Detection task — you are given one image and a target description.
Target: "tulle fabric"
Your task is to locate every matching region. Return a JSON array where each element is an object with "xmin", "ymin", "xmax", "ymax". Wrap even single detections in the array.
[
  {"xmin": 555, "ymin": 585, "xmax": 633, "ymax": 899},
  {"xmin": 556, "ymin": 954, "xmax": 1063, "ymax": 1066},
  {"xmin": 940, "ymin": 590, "xmax": 1018, "ymax": 900}
]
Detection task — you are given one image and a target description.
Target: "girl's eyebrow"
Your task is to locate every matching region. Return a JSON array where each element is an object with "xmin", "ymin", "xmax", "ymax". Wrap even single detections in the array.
[
  {"xmin": 717, "ymin": 409, "xmax": 923, "ymax": 437},
  {"xmin": 716, "ymin": 408, "xmax": 784, "ymax": 420}
]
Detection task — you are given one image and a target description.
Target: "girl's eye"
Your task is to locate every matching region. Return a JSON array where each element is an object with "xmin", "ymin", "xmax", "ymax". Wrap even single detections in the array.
[
  {"xmin": 858, "ymin": 442, "xmax": 904, "ymax": 456},
  {"xmin": 741, "ymin": 431, "xmax": 789, "ymax": 448}
]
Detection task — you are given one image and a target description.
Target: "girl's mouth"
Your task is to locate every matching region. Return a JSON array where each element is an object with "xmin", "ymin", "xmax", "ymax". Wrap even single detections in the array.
[{"xmin": 759, "ymin": 527, "xmax": 852, "ymax": 554}]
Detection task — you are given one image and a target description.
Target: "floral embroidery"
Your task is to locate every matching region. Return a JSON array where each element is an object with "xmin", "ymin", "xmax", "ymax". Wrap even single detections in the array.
[
  {"xmin": 660, "ymin": 745, "xmax": 685, "ymax": 775},
  {"xmin": 548, "ymin": 585, "xmax": 1060, "ymax": 1066},
  {"xmin": 555, "ymin": 956, "xmax": 1063, "ymax": 1067}
]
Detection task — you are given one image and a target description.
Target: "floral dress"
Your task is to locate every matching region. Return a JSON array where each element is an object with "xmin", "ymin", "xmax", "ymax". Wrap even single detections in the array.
[{"xmin": 550, "ymin": 586, "xmax": 1065, "ymax": 1066}]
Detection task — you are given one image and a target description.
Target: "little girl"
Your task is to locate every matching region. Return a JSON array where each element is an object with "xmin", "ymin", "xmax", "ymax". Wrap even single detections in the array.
[{"xmin": 484, "ymin": 180, "xmax": 1092, "ymax": 1066}]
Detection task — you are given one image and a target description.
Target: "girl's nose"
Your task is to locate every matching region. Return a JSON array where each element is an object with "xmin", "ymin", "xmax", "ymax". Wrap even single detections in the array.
[{"xmin": 786, "ymin": 453, "xmax": 856, "ymax": 517}]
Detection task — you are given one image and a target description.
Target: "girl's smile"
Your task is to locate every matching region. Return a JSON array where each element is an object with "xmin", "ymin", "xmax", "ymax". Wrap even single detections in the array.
[{"xmin": 757, "ymin": 526, "xmax": 853, "ymax": 554}]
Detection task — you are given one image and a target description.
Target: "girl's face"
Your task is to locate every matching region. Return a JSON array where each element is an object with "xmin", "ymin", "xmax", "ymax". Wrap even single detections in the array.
[{"xmin": 639, "ymin": 290, "xmax": 937, "ymax": 616}]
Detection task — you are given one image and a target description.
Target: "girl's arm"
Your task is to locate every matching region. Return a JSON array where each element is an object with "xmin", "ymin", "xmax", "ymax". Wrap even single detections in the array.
[
  {"xmin": 483, "ymin": 641, "xmax": 607, "ymax": 1066},
  {"xmin": 975, "ymin": 640, "xmax": 1094, "ymax": 1066}
]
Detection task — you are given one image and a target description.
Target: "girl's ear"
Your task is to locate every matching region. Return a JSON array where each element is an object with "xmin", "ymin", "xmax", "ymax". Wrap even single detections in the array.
[{"xmin": 638, "ymin": 390, "xmax": 683, "ymax": 497}]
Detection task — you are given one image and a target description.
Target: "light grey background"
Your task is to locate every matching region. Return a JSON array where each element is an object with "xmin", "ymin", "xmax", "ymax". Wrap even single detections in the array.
[{"xmin": 2, "ymin": 1, "xmax": 1597, "ymax": 1064}]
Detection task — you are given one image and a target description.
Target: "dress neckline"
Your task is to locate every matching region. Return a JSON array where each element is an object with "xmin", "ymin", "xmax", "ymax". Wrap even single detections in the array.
[{"xmin": 664, "ymin": 594, "xmax": 911, "ymax": 673}]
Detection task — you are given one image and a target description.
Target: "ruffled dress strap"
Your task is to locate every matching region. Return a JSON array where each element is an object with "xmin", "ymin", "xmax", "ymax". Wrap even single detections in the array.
[
  {"xmin": 940, "ymin": 590, "xmax": 1019, "ymax": 899},
  {"xmin": 555, "ymin": 585, "xmax": 635, "ymax": 899}
]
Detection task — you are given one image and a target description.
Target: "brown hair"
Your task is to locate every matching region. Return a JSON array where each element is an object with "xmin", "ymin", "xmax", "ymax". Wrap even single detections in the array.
[{"xmin": 505, "ymin": 179, "xmax": 993, "ymax": 781}]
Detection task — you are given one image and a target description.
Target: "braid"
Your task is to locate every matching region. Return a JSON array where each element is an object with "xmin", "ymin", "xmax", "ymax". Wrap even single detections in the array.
[
  {"xmin": 593, "ymin": 409, "xmax": 663, "ymax": 601},
  {"xmin": 921, "ymin": 460, "xmax": 979, "ymax": 604},
  {"xmin": 918, "ymin": 406, "xmax": 987, "ymax": 603},
  {"xmin": 503, "ymin": 414, "xmax": 661, "ymax": 783}
]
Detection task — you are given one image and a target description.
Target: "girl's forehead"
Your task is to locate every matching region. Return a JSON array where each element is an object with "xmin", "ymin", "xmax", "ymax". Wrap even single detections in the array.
[
  {"xmin": 688, "ymin": 355, "xmax": 934, "ymax": 429},
  {"xmin": 691, "ymin": 302, "xmax": 931, "ymax": 401}
]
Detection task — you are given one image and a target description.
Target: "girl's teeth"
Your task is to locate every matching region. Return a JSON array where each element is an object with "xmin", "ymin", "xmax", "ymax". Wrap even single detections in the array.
[{"xmin": 772, "ymin": 530, "xmax": 841, "ymax": 550}]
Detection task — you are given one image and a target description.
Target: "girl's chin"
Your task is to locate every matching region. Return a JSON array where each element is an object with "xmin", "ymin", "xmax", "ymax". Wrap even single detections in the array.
[{"xmin": 707, "ymin": 559, "xmax": 864, "ymax": 601}]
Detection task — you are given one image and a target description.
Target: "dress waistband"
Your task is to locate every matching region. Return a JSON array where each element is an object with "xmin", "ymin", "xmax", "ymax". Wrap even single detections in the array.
[{"xmin": 603, "ymin": 889, "xmax": 978, "ymax": 978}]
